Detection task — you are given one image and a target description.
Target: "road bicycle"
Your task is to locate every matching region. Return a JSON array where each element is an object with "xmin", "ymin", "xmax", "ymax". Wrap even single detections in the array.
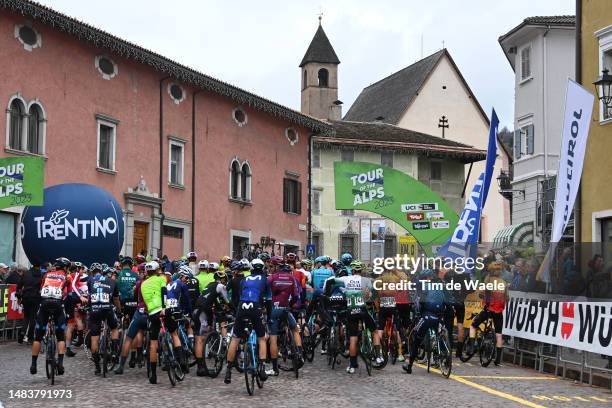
[
  {"xmin": 424, "ymin": 319, "xmax": 452, "ymax": 378},
  {"xmin": 238, "ymin": 317, "xmax": 264, "ymax": 396},
  {"xmin": 376, "ymin": 307, "xmax": 403, "ymax": 369},
  {"xmin": 203, "ymin": 314, "xmax": 233, "ymax": 378},
  {"xmin": 276, "ymin": 308, "xmax": 301, "ymax": 378},
  {"xmin": 176, "ymin": 315, "xmax": 197, "ymax": 370},
  {"xmin": 99, "ymin": 317, "xmax": 116, "ymax": 378},
  {"xmin": 158, "ymin": 316, "xmax": 184, "ymax": 386},
  {"xmin": 459, "ymin": 311, "xmax": 496, "ymax": 367},
  {"xmin": 325, "ymin": 301, "xmax": 347, "ymax": 369},
  {"xmin": 357, "ymin": 313, "xmax": 375, "ymax": 376},
  {"xmin": 44, "ymin": 316, "xmax": 58, "ymax": 385}
]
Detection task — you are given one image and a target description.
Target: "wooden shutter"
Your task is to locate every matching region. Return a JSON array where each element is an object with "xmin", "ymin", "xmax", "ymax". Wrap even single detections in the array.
[
  {"xmin": 514, "ymin": 129, "xmax": 521, "ymax": 159},
  {"xmin": 526, "ymin": 125, "xmax": 534, "ymax": 155},
  {"xmin": 283, "ymin": 178, "xmax": 289, "ymax": 212},
  {"xmin": 296, "ymin": 181, "xmax": 302, "ymax": 215}
]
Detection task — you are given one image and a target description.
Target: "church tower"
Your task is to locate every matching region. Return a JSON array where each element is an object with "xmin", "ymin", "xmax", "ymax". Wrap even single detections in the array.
[{"xmin": 300, "ymin": 20, "xmax": 341, "ymax": 120}]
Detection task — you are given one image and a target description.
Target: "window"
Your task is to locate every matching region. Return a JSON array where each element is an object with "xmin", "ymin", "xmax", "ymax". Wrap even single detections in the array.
[
  {"xmin": 27, "ymin": 103, "xmax": 44, "ymax": 154},
  {"xmin": 95, "ymin": 55, "xmax": 118, "ymax": 80},
  {"xmin": 311, "ymin": 232, "xmax": 322, "ymax": 257},
  {"xmin": 230, "ymin": 160, "xmax": 240, "ymax": 199},
  {"xmin": 381, "ymin": 151, "xmax": 393, "ymax": 168},
  {"xmin": 601, "ymin": 49, "xmax": 612, "ymax": 120},
  {"xmin": 602, "ymin": 218, "xmax": 612, "ymax": 269},
  {"xmin": 318, "ymin": 68, "xmax": 329, "ymax": 87},
  {"xmin": 520, "ymin": 45, "xmax": 531, "ymax": 81},
  {"xmin": 341, "ymin": 209, "xmax": 354, "ymax": 216},
  {"xmin": 240, "ymin": 162, "xmax": 251, "ymax": 201},
  {"xmin": 162, "ymin": 225, "xmax": 183, "ymax": 239},
  {"xmin": 303, "ymin": 70, "xmax": 308, "ymax": 90},
  {"xmin": 430, "ymin": 161, "xmax": 442, "ymax": 180},
  {"xmin": 515, "ymin": 124, "xmax": 534, "ymax": 158},
  {"xmin": 312, "ymin": 147, "xmax": 321, "ymax": 168},
  {"xmin": 169, "ymin": 140, "xmax": 184, "ymax": 185},
  {"xmin": 339, "ymin": 234, "xmax": 356, "ymax": 257},
  {"xmin": 285, "ymin": 128, "xmax": 299, "ymax": 146},
  {"xmin": 8, "ymin": 99, "xmax": 24, "ymax": 150},
  {"xmin": 168, "ymin": 82, "xmax": 186, "ymax": 104},
  {"xmin": 341, "ymin": 149, "xmax": 354, "ymax": 162},
  {"xmin": 14, "ymin": 23, "xmax": 41, "ymax": 51},
  {"xmin": 232, "ymin": 107, "xmax": 247, "ymax": 127},
  {"xmin": 97, "ymin": 120, "xmax": 116, "ymax": 171},
  {"xmin": 384, "ymin": 235, "xmax": 397, "ymax": 258},
  {"xmin": 283, "ymin": 178, "xmax": 301, "ymax": 214},
  {"xmin": 312, "ymin": 189, "xmax": 321, "ymax": 215}
]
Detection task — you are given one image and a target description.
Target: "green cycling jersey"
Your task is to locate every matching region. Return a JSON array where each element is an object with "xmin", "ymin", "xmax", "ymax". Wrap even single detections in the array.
[{"xmin": 140, "ymin": 275, "xmax": 166, "ymax": 315}]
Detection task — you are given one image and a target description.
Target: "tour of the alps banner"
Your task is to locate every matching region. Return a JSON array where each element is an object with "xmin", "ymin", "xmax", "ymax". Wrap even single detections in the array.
[
  {"xmin": 0, "ymin": 156, "xmax": 44, "ymax": 210},
  {"xmin": 503, "ymin": 291, "xmax": 612, "ymax": 356},
  {"xmin": 333, "ymin": 161, "xmax": 458, "ymax": 249},
  {"xmin": 538, "ymin": 80, "xmax": 595, "ymax": 282}
]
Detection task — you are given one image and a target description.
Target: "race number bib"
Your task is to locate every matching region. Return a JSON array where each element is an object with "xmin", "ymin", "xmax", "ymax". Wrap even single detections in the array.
[
  {"xmin": 166, "ymin": 298, "xmax": 179, "ymax": 308},
  {"xmin": 91, "ymin": 292, "xmax": 110, "ymax": 303},
  {"xmin": 348, "ymin": 296, "xmax": 364, "ymax": 308},
  {"xmin": 380, "ymin": 296, "xmax": 396, "ymax": 308},
  {"xmin": 41, "ymin": 286, "xmax": 63, "ymax": 300}
]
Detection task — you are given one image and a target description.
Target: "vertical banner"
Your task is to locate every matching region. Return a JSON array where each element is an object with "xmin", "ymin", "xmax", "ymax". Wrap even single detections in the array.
[
  {"xmin": 0, "ymin": 156, "xmax": 45, "ymax": 210},
  {"xmin": 538, "ymin": 80, "xmax": 595, "ymax": 282},
  {"xmin": 482, "ymin": 109, "xmax": 499, "ymax": 207}
]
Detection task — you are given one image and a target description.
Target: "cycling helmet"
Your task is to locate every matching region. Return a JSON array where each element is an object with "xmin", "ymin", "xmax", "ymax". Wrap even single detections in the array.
[
  {"xmin": 198, "ymin": 260, "xmax": 209, "ymax": 270},
  {"xmin": 220, "ymin": 255, "xmax": 231, "ymax": 265},
  {"xmin": 214, "ymin": 271, "xmax": 227, "ymax": 281},
  {"xmin": 314, "ymin": 256, "xmax": 328, "ymax": 265},
  {"xmin": 230, "ymin": 261, "xmax": 242, "ymax": 272},
  {"xmin": 279, "ymin": 264, "xmax": 293, "ymax": 273},
  {"xmin": 285, "ymin": 252, "xmax": 297, "ymax": 264},
  {"xmin": 330, "ymin": 260, "xmax": 342, "ymax": 273},
  {"xmin": 350, "ymin": 260, "xmax": 364, "ymax": 273},
  {"xmin": 120, "ymin": 256, "xmax": 134, "ymax": 267},
  {"xmin": 178, "ymin": 265, "xmax": 193, "ymax": 278},
  {"xmin": 301, "ymin": 259, "xmax": 313, "ymax": 268},
  {"xmin": 102, "ymin": 266, "xmax": 114, "ymax": 276},
  {"xmin": 258, "ymin": 252, "xmax": 271, "ymax": 262},
  {"xmin": 101, "ymin": 263, "xmax": 109, "ymax": 270},
  {"xmin": 53, "ymin": 257, "xmax": 71, "ymax": 269},
  {"xmin": 73, "ymin": 261, "xmax": 83, "ymax": 268},
  {"xmin": 145, "ymin": 261, "xmax": 160, "ymax": 272},
  {"xmin": 90, "ymin": 263, "xmax": 102, "ymax": 272},
  {"xmin": 208, "ymin": 262, "xmax": 219, "ymax": 271},
  {"xmin": 336, "ymin": 267, "xmax": 349, "ymax": 278},
  {"xmin": 186, "ymin": 251, "xmax": 198, "ymax": 261},
  {"xmin": 136, "ymin": 254, "xmax": 146, "ymax": 264},
  {"xmin": 341, "ymin": 253, "xmax": 354, "ymax": 266},
  {"xmin": 419, "ymin": 268, "xmax": 435, "ymax": 279},
  {"xmin": 251, "ymin": 258, "xmax": 265, "ymax": 271},
  {"xmin": 239, "ymin": 258, "xmax": 251, "ymax": 271},
  {"xmin": 270, "ymin": 255, "xmax": 285, "ymax": 266}
]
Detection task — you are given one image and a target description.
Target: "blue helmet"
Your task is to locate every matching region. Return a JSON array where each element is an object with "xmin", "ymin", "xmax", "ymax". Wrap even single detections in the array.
[
  {"xmin": 341, "ymin": 253, "xmax": 353, "ymax": 266},
  {"xmin": 314, "ymin": 256, "xmax": 328, "ymax": 265},
  {"xmin": 230, "ymin": 261, "xmax": 242, "ymax": 272},
  {"xmin": 419, "ymin": 268, "xmax": 435, "ymax": 279}
]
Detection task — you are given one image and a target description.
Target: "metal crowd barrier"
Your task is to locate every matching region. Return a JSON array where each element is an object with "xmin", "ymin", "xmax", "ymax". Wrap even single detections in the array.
[{"xmin": 0, "ymin": 318, "xmax": 23, "ymax": 341}]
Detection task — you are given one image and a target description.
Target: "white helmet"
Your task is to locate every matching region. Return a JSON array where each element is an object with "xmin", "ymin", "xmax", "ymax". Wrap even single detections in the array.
[
  {"xmin": 208, "ymin": 262, "xmax": 219, "ymax": 271},
  {"xmin": 145, "ymin": 261, "xmax": 160, "ymax": 272},
  {"xmin": 239, "ymin": 258, "xmax": 251, "ymax": 270},
  {"xmin": 198, "ymin": 260, "xmax": 209, "ymax": 270},
  {"xmin": 251, "ymin": 258, "xmax": 264, "ymax": 268}
]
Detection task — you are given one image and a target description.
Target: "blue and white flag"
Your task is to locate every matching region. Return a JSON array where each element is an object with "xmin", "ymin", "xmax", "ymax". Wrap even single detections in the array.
[
  {"xmin": 482, "ymin": 109, "xmax": 499, "ymax": 207},
  {"xmin": 435, "ymin": 172, "xmax": 484, "ymax": 268}
]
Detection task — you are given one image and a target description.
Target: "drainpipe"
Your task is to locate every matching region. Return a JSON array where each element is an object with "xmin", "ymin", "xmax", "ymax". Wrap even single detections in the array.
[
  {"xmin": 543, "ymin": 25, "xmax": 550, "ymax": 181},
  {"xmin": 159, "ymin": 76, "xmax": 170, "ymax": 257},
  {"xmin": 575, "ymin": 0, "xmax": 582, "ymax": 262},
  {"xmin": 191, "ymin": 89, "xmax": 204, "ymax": 251}
]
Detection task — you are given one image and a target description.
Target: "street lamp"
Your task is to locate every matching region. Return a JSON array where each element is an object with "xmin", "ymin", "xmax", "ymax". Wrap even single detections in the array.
[{"xmin": 593, "ymin": 69, "xmax": 612, "ymax": 114}]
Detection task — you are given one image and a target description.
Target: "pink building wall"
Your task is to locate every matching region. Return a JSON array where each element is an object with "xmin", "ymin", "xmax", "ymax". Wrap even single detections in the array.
[{"xmin": 0, "ymin": 9, "xmax": 311, "ymax": 262}]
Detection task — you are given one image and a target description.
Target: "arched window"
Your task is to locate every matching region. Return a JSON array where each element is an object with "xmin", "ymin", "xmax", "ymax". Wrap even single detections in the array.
[
  {"xmin": 303, "ymin": 70, "xmax": 308, "ymax": 89},
  {"xmin": 230, "ymin": 160, "xmax": 240, "ymax": 199},
  {"xmin": 8, "ymin": 99, "xmax": 25, "ymax": 150},
  {"xmin": 240, "ymin": 162, "xmax": 251, "ymax": 201},
  {"xmin": 318, "ymin": 68, "xmax": 329, "ymax": 87},
  {"xmin": 27, "ymin": 103, "xmax": 44, "ymax": 154}
]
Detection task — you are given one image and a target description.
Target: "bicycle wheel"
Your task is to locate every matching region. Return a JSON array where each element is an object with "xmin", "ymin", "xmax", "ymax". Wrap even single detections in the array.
[
  {"xmin": 479, "ymin": 329, "xmax": 496, "ymax": 367},
  {"xmin": 376, "ymin": 333, "xmax": 389, "ymax": 370},
  {"xmin": 235, "ymin": 344, "xmax": 245, "ymax": 374},
  {"xmin": 459, "ymin": 333, "xmax": 475, "ymax": 362},
  {"xmin": 162, "ymin": 337, "xmax": 177, "ymax": 387},
  {"xmin": 204, "ymin": 332, "xmax": 224, "ymax": 378},
  {"xmin": 390, "ymin": 330, "xmax": 399, "ymax": 365},
  {"xmin": 329, "ymin": 326, "xmax": 340, "ymax": 369},
  {"xmin": 101, "ymin": 334, "xmax": 109, "ymax": 378},
  {"xmin": 45, "ymin": 334, "xmax": 56, "ymax": 385},
  {"xmin": 438, "ymin": 327, "xmax": 452, "ymax": 378},
  {"xmin": 360, "ymin": 333, "xmax": 373, "ymax": 376},
  {"xmin": 244, "ymin": 344, "xmax": 255, "ymax": 396}
]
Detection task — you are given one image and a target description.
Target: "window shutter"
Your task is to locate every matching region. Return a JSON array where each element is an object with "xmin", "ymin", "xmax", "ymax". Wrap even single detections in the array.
[
  {"xmin": 296, "ymin": 181, "xmax": 302, "ymax": 215},
  {"xmin": 527, "ymin": 125, "xmax": 534, "ymax": 155},
  {"xmin": 514, "ymin": 129, "xmax": 521, "ymax": 159},
  {"xmin": 283, "ymin": 178, "xmax": 289, "ymax": 212}
]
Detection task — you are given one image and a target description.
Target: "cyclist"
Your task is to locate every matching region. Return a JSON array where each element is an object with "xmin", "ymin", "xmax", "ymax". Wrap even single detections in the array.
[
  {"xmin": 87, "ymin": 263, "xmax": 121, "ymax": 376},
  {"xmin": 219, "ymin": 256, "xmax": 232, "ymax": 272},
  {"xmin": 196, "ymin": 260, "xmax": 215, "ymax": 293},
  {"xmin": 300, "ymin": 258, "xmax": 313, "ymax": 283},
  {"xmin": 324, "ymin": 260, "xmax": 376, "ymax": 374},
  {"xmin": 115, "ymin": 256, "xmax": 139, "ymax": 366},
  {"xmin": 164, "ymin": 266, "xmax": 193, "ymax": 373},
  {"xmin": 341, "ymin": 253, "xmax": 353, "ymax": 275},
  {"xmin": 267, "ymin": 263, "xmax": 303, "ymax": 376},
  {"xmin": 30, "ymin": 257, "xmax": 70, "ymax": 376},
  {"xmin": 258, "ymin": 252, "xmax": 271, "ymax": 272},
  {"xmin": 306, "ymin": 256, "xmax": 334, "ymax": 323},
  {"xmin": 467, "ymin": 261, "xmax": 507, "ymax": 366},
  {"xmin": 228, "ymin": 261, "xmax": 246, "ymax": 309},
  {"xmin": 64, "ymin": 262, "xmax": 83, "ymax": 357},
  {"xmin": 373, "ymin": 266, "xmax": 407, "ymax": 364},
  {"xmin": 69, "ymin": 264, "xmax": 89, "ymax": 349},
  {"xmin": 402, "ymin": 268, "xmax": 447, "ymax": 374},
  {"xmin": 186, "ymin": 251, "xmax": 198, "ymax": 275},
  {"xmin": 193, "ymin": 270, "xmax": 230, "ymax": 376},
  {"xmin": 223, "ymin": 260, "xmax": 271, "ymax": 385},
  {"xmin": 442, "ymin": 266, "xmax": 473, "ymax": 358},
  {"xmin": 140, "ymin": 261, "xmax": 168, "ymax": 384}
]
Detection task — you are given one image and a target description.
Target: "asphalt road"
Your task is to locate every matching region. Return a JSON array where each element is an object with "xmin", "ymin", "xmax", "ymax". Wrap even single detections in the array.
[{"xmin": 0, "ymin": 342, "xmax": 611, "ymax": 408}]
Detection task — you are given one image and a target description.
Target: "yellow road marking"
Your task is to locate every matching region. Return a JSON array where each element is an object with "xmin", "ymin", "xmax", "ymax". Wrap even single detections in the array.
[
  {"xmin": 458, "ymin": 375, "xmax": 558, "ymax": 380},
  {"xmin": 591, "ymin": 396, "xmax": 609, "ymax": 402},
  {"xmin": 414, "ymin": 363, "xmax": 548, "ymax": 408}
]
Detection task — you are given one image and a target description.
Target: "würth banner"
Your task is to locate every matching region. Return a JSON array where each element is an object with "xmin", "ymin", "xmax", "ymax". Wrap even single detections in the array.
[{"xmin": 503, "ymin": 291, "xmax": 612, "ymax": 356}]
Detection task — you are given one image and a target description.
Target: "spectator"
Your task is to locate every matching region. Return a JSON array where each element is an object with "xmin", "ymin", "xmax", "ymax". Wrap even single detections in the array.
[
  {"xmin": 561, "ymin": 248, "xmax": 585, "ymax": 296},
  {"xmin": 0, "ymin": 262, "xmax": 8, "ymax": 282},
  {"xmin": 16, "ymin": 263, "xmax": 43, "ymax": 344},
  {"xmin": 4, "ymin": 264, "xmax": 23, "ymax": 285},
  {"xmin": 586, "ymin": 255, "xmax": 606, "ymax": 298}
]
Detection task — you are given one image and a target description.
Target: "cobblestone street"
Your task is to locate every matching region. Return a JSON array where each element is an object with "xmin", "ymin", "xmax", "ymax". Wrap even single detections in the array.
[{"xmin": 0, "ymin": 342, "xmax": 611, "ymax": 408}]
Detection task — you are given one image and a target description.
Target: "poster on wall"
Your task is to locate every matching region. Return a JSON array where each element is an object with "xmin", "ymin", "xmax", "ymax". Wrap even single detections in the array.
[
  {"xmin": 334, "ymin": 162, "xmax": 458, "ymax": 251},
  {"xmin": 0, "ymin": 156, "xmax": 44, "ymax": 210}
]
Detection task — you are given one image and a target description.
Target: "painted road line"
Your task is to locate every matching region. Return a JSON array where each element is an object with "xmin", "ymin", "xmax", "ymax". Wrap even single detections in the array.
[
  {"xmin": 458, "ymin": 375, "xmax": 558, "ymax": 380},
  {"xmin": 414, "ymin": 363, "xmax": 548, "ymax": 408}
]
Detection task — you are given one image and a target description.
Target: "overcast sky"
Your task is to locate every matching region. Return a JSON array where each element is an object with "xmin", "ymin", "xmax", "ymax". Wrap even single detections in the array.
[{"xmin": 39, "ymin": 0, "xmax": 575, "ymax": 129}]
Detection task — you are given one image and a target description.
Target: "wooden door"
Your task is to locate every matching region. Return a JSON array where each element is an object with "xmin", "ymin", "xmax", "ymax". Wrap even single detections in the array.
[{"xmin": 133, "ymin": 222, "xmax": 148, "ymax": 258}]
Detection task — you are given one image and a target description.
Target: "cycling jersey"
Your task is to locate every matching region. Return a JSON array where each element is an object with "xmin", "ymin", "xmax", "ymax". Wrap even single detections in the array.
[
  {"xmin": 141, "ymin": 275, "xmax": 167, "ymax": 315},
  {"xmin": 483, "ymin": 275, "xmax": 506, "ymax": 313},
  {"xmin": 196, "ymin": 272, "xmax": 215, "ymax": 293},
  {"xmin": 185, "ymin": 276, "xmax": 200, "ymax": 306},
  {"xmin": 311, "ymin": 266, "xmax": 333, "ymax": 295},
  {"xmin": 375, "ymin": 270, "xmax": 409, "ymax": 307},
  {"xmin": 324, "ymin": 275, "xmax": 373, "ymax": 312},
  {"xmin": 268, "ymin": 271, "xmax": 299, "ymax": 308},
  {"xmin": 164, "ymin": 279, "xmax": 192, "ymax": 314},
  {"xmin": 87, "ymin": 275, "xmax": 119, "ymax": 311},
  {"xmin": 196, "ymin": 281, "xmax": 229, "ymax": 311},
  {"xmin": 416, "ymin": 276, "xmax": 447, "ymax": 316},
  {"xmin": 40, "ymin": 270, "xmax": 68, "ymax": 301},
  {"xmin": 116, "ymin": 267, "xmax": 139, "ymax": 302},
  {"xmin": 239, "ymin": 274, "xmax": 271, "ymax": 305}
]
